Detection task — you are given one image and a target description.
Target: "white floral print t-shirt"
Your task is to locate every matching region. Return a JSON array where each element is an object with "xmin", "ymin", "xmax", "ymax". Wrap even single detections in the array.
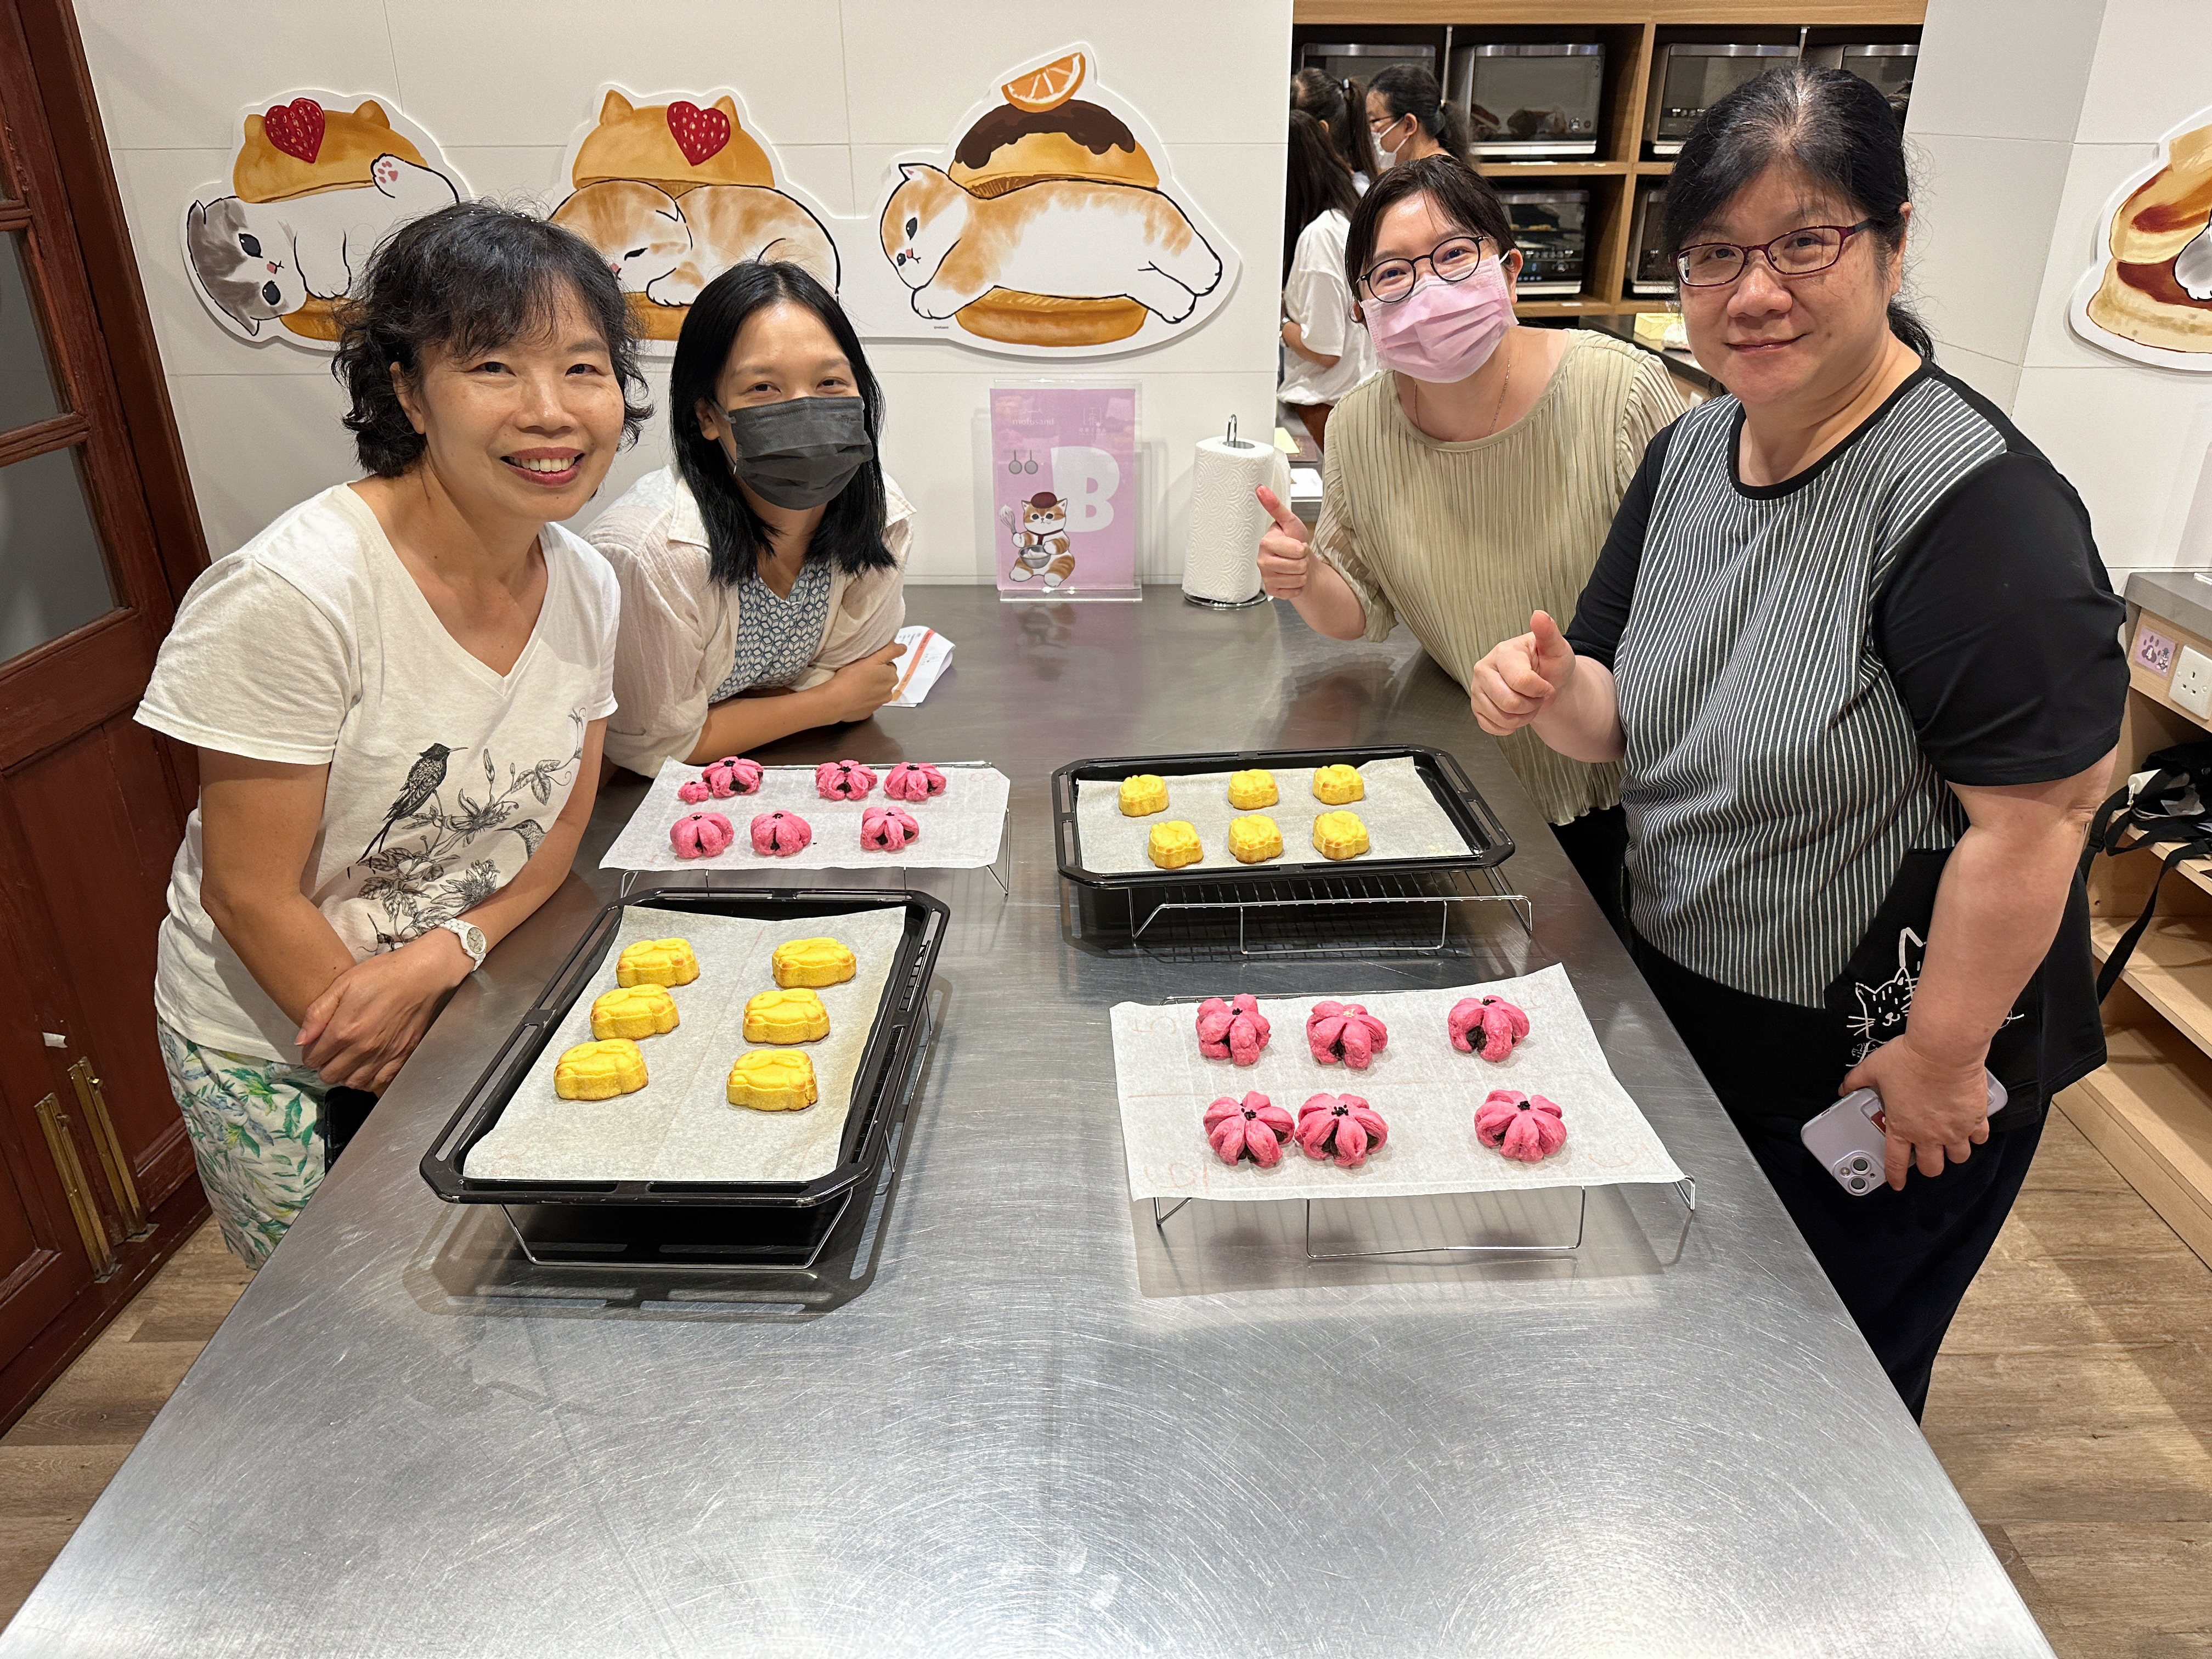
[{"xmin": 137, "ymin": 484, "xmax": 619, "ymax": 1059}]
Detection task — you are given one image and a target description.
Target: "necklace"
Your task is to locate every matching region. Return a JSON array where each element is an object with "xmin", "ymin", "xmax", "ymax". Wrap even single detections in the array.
[{"xmin": 1412, "ymin": 333, "xmax": 1517, "ymax": 440}]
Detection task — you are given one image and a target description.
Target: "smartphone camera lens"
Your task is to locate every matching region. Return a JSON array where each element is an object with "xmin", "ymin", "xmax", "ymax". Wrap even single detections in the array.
[{"xmin": 1848, "ymin": 1156, "xmax": 1871, "ymax": 1173}]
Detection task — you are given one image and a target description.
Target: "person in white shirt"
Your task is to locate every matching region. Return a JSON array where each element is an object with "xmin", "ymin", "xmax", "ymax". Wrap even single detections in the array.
[
  {"xmin": 1290, "ymin": 69, "xmax": 1377, "ymax": 194},
  {"xmin": 135, "ymin": 203, "xmax": 644, "ymax": 1264},
  {"xmin": 1280, "ymin": 110, "xmax": 1378, "ymax": 450},
  {"xmin": 590, "ymin": 262, "xmax": 912, "ymax": 778}
]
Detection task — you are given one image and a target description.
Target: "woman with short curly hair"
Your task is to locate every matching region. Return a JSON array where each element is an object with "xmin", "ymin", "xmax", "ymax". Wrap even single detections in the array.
[{"xmin": 135, "ymin": 201, "xmax": 646, "ymax": 1265}]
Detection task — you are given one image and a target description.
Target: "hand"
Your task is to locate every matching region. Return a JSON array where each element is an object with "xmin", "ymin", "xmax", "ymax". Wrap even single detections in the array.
[
  {"xmin": 295, "ymin": 929, "xmax": 474, "ymax": 1092},
  {"xmin": 1468, "ymin": 610, "xmax": 1577, "ymax": 735},
  {"xmin": 820, "ymin": 642, "xmax": 906, "ymax": 723},
  {"xmin": 1839, "ymin": 1034, "xmax": 1993, "ymax": 1190},
  {"xmin": 1255, "ymin": 485, "xmax": 1311, "ymax": 599}
]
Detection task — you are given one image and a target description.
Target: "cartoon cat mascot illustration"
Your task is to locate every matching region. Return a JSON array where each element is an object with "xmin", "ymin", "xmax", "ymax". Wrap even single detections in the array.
[
  {"xmin": 550, "ymin": 90, "xmax": 838, "ymax": 341},
  {"xmin": 878, "ymin": 51, "xmax": 1223, "ymax": 347},
  {"xmin": 184, "ymin": 98, "xmax": 460, "ymax": 342},
  {"xmin": 1000, "ymin": 491, "xmax": 1075, "ymax": 588}
]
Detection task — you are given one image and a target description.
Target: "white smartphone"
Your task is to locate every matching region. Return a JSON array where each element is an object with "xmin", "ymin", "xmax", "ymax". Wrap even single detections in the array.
[{"xmin": 1799, "ymin": 1070, "xmax": 2009, "ymax": 1196}]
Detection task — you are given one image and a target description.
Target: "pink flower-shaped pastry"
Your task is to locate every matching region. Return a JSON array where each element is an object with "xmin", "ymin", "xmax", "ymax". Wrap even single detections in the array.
[
  {"xmin": 859, "ymin": 804, "xmax": 920, "ymax": 851},
  {"xmin": 815, "ymin": 759, "xmax": 878, "ymax": 801},
  {"xmin": 1203, "ymin": 1091, "xmax": 1294, "ymax": 1167},
  {"xmin": 883, "ymin": 762, "xmax": 947, "ymax": 803},
  {"xmin": 1295, "ymin": 1093, "xmax": 1390, "ymax": 1169},
  {"xmin": 1306, "ymin": 1001, "xmax": 1389, "ymax": 1069},
  {"xmin": 1195, "ymin": 995, "xmax": 1271, "ymax": 1065},
  {"xmin": 704, "ymin": 756, "xmax": 764, "ymax": 798},
  {"xmin": 670, "ymin": 811, "xmax": 735, "ymax": 860},
  {"xmin": 1449, "ymin": 994, "xmax": 1530, "ymax": 1061},
  {"xmin": 1475, "ymin": 1090, "xmax": 1567, "ymax": 1162},
  {"xmin": 677, "ymin": 778, "xmax": 712, "ymax": 804},
  {"xmin": 751, "ymin": 810, "xmax": 812, "ymax": 857}
]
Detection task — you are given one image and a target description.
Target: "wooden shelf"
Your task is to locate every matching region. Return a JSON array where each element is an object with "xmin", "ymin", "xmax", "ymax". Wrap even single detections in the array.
[
  {"xmin": 2059, "ymin": 1022, "xmax": 2212, "ymax": 1268},
  {"xmin": 1295, "ymin": 3, "xmax": 1924, "ymax": 19},
  {"xmin": 1483, "ymin": 160, "xmax": 1630, "ymax": 178},
  {"xmin": 1516, "ymin": 296, "xmax": 1673, "ymax": 317},
  {"xmin": 2090, "ymin": 915, "xmax": 2212, "ymax": 1062}
]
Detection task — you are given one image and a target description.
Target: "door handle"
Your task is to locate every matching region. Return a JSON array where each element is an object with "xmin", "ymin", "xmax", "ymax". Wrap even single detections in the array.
[
  {"xmin": 69, "ymin": 1058, "xmax": 150, "ymax": 1239},
  {"xmin": 32, "ymin": 1092, "xmax": 118, "ymax": 1281}
]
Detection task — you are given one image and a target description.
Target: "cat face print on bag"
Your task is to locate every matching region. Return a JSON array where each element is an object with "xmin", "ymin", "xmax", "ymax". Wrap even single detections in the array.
[{"xmin": 180, "ymin": 95, "xmax": 465, "ymax": 346}]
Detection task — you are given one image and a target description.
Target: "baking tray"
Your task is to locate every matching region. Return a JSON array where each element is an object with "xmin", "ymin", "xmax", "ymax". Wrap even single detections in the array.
[{"xmin": 420, "ymin": 887, "xmax": 946, "ymax": 1233}]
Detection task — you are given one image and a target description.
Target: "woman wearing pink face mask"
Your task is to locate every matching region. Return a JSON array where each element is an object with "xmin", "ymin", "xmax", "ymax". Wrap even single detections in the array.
[{"xmin": 1257, "ymin": 156, "xmax": 1687, "ymax": 929}]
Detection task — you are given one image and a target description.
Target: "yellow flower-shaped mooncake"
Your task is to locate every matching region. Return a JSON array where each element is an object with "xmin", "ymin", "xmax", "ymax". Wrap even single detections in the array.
[
  {"xmin": 1227, "ymin": 814, "xmax": 1284, "ymax": 864},
  {"xmin": 1312, "ymin": 764, "xmax": 1365, "ymax": 805},
  {"xmin": 1312, "ymin": 810, "xmax": 1370, "ymax": 860},
  {"xmin": 1227, "ymin": 769, "xmax": 1278, "ymax": 809},
  {"xmin": 616, "ymin": 937, "xmax": 699, "ymax": 989},
  {"xmin": 1118, "ymin": 774, "xmax": 1169, "ymax": 816},
  {"xmin": 743, "ymin": 988, "xmax": 830, "ymax": 1044},
  {"xmin": 771, "ymin": 936, "xmax": 856, "ymax": 989},
  {"xmin": 726, "ymin": 1049, "xmax": 819, "ymax": 1111},
  {"xmin": 590, "ymin": 984, "xmax": 680, "ymax": 1041},
  {"xmin": 555, "ymin": 1039, "xmax": 648, "ymax": 1101},
  {"xmin": 1148, "ymin": 821, "xmax": 1203, "ymax": 870}
]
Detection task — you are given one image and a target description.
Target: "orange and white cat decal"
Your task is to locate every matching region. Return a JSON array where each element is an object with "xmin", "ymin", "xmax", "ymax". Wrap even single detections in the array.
[
  {"xmin": 547, "ymin": 85, "xmax": 842, "ymax": 347},
  {"xmin": 857, "ymin": 45, "xmax": 1242, "ymax": 358},
  {"xmin": 999, "ymin": 490, "xmax": 1076, "ymax": 588}
]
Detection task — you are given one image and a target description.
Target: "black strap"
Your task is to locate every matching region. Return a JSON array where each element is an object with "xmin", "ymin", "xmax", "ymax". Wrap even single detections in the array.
[{"xmin": 2097, "ymin": 835, "xmax": 2212, "ymax": 1001}]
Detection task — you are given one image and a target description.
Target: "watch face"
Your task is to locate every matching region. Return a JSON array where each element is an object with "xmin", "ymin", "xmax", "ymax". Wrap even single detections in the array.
[{"xmin": 462, "ymin": 923, "xmax": 486, "ymax": 951}]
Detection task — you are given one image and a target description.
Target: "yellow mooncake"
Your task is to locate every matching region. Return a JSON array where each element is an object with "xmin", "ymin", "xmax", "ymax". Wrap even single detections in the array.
[
  {"xmin": 1312, "ymin": 764, "xmax": 1365, "ymax": 805},
  {"xmin": 1227, "ymin": 814, "xmax": 1284, "ymax": 864},
  {"xmin": 1118, "ymin": 774, "xmax": 1169, "ymax": 816},
  {"xmin": 1227, "ymin": 769, "xmax": 1279, "ymax": 809},
  {"xmin": 726, "ymin": 1049, "xmax": 819, "ymax": 1111},
  {"xmin": 1312, "ymin": 810, "xmax": 1370, "ymax": 860},
  {"xmin": 554, "ymin": 1039, "xmax": 648, "ymax": 1101},
  {"xmin": 743, "ymin": 988, "xmax": 829, "ymax": 1044},
  {"xmin": 590, "ymin": 984, "xmax": 680, "ymax": 1041},
  {"xmin": 771, "ymin": 936, "xmax": 856, "ymax": 989},
  {"xmin": 1148, "ymin": 821, "xmax": 1203, "ymax": 870},
  {"xmin": 616, "ymin": 937, "xmax": 699, "ymax": 989}
]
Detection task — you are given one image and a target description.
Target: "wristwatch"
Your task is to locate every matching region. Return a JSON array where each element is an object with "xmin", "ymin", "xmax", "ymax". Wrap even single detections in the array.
[{"xmin": 438, "ymin": 917, "xmax": 488, "ymax": 972}]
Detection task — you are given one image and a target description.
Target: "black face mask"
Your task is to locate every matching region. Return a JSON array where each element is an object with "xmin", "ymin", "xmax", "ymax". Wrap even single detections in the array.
[{"xmin": 715, "ymin": 396, "xmax": 873, "ymax": 510}]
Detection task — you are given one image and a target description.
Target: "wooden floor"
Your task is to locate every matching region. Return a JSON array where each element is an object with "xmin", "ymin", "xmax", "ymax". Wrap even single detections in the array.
[{"xmin": 1, "ymin": 1112, "xmax": 2208, "ymax": 1650}]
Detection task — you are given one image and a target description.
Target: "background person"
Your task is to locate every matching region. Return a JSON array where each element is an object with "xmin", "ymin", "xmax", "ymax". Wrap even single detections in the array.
[
  {"xmin": 1291, "ymin": 67, "xmax": 1378, "ymax": 192},
  {"xmin": 1280, "ymin": 110, "xmax": 1375, "ymax": 451},
  {"xmin": 1366, "ymin": 63, "xmax": 1471, "ymax": 171}
]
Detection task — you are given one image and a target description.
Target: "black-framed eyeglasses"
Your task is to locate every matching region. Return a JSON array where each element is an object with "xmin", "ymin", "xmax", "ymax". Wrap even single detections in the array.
[
  {"xmin": 1358, "ymin": 235, "xmax": 1488, "ymax": 304},
  {"xmin": 1673, "ymin": 219, "xmax": 1877, "ymax": 287}
]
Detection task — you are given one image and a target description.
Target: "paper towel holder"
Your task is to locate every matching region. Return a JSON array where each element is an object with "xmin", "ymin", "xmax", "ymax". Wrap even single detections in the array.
[{"xmin": 1183, "ymin": 413, "xmax": 1278, "ymax": 611}]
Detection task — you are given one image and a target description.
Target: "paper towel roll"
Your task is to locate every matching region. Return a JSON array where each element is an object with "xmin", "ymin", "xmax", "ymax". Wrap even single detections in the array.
[{"xmin": 1182, "ymin": 437, "xmax": 1291, "ymax": 605}]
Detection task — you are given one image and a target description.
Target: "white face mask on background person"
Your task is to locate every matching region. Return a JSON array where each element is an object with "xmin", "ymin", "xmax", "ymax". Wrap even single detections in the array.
[{"xmin": 1370, "ymin": 114, "xmax": 1409, "ymax": 172}]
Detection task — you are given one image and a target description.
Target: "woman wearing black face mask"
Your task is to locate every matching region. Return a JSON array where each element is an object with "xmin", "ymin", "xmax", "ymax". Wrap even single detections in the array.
[{"xmin": 591, "ymin": 261, "xmax": 911, "ymax": 775}]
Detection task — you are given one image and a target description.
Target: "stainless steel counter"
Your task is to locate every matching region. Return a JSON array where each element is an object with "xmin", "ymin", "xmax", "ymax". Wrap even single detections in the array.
[{"xmin": 3, "ymin": 589, "xmax": 2049, "ymax": 1658}]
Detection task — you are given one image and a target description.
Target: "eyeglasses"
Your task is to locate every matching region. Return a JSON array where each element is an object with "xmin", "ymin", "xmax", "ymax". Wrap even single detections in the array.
[
  {"xmin": 1673, "ymin": 219, "xmax": 1877, "ymax": 287},
  {"xmin": 1359, "ymin": 235, "xmax": 1488, "ymax": 304}
]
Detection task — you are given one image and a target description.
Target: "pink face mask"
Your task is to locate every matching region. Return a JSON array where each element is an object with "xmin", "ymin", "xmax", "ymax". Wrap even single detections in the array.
[{"xmin": 1364, "ymin": 258, "xmax": 1516, "ymax": 383}]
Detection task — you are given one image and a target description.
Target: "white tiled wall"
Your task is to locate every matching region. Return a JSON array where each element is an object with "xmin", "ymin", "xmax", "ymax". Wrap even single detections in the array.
[{"xmin": 78, "ymin": 0, "xmax": 1290, "ymax": 580}]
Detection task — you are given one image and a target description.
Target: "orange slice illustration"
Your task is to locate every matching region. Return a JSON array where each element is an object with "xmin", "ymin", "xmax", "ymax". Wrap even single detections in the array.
[{"xmin": 1002, "ymin": 52, "xmax": 1086, "ymax": 113}]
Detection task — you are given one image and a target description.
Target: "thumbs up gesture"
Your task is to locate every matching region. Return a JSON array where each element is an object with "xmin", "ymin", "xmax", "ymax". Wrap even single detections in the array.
[
  {"xmin": 1469, "ymin": 610, "xmax": 1578, "ymax": 736},
  {"xmin": 1255, "ymin": 485, "xmax": 1311, "ymax": 599}
]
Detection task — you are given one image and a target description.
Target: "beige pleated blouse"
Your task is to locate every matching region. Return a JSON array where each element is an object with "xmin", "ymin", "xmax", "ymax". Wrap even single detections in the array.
[{"xmin": 1313, "ymin": 329, "xmax": 1688, "ymax": 825}]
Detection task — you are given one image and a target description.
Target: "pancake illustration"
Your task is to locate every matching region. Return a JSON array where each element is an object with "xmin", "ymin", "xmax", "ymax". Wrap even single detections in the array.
[{"xmin": 2080, "ymin": 114, "xmax": 2212, "ymax": 360}]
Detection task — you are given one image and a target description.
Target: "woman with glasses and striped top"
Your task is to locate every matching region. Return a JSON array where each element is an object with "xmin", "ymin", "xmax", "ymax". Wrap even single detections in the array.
[{"xmin": 1469, "ymin": 66, "xmax": 2126, "ymax": 1418}]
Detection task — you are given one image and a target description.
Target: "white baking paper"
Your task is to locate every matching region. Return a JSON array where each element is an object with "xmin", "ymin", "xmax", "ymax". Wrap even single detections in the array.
[
  {"xmin": 464, "ymin": 904, "xmax": 905, "ymax": 1183},
  {"xmin": 1113, "ymin": 964, "xmax": 1684, "ymax": 1203},
  {"xmin": 1075, "ymin": 756, "xmax": 1471, "ymax": 876},
  {"xmin": 601, "ymin": 759, "xmax": 1009, "ymax": 873}
]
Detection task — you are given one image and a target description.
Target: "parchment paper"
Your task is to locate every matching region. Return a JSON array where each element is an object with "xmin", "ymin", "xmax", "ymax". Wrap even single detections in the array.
[
  {"xmin": 1074, "ymin": 757, "xmax": 1471, "ymax": 876},
  {"xmin": 601, "ymin": 759, "xmax": 1010, "ymax": 872},
  {"xmin": 1113, "ymin": 964, "xmax": 1684, "ymax": 1203},
  {"xmin": 465, "ymin": 904, "xmax": 905, "ymax": 1183}
]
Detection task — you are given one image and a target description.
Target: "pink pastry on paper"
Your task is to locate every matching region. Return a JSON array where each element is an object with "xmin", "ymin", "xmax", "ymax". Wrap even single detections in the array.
[
  {"xmin": 859, "ymin": 804, "xmax": 920, "ymax": 851},
  {"xmin": 669, "ymin": 811, "xmax": 735, "ymax": 860},
  {"xmin": 1294, "ymin": 1093, "xmax": 1389, "ymax": 1169},
  {"xmin": 883, "ymin": 762, "xmax": 947, "ymax": 803},
  {"xmin": 750, "ymin": 810, "xmax": 812, "ymax": 857},
  {"xmin": 815, "ymin": 759, "xmax": 878, "ymax": 801},
  {"xmin": 705, "ymin": 756, "xmax": 764, "ymax": 797},
  {"xmin": 1449, "ymin": 994, "xmax": 1530, "ymax": 1061},
  {"xmin": 1476, "ymin": 1089, "xmax": 1567, "ymax": 1162},
  {"xmin": 1195, "ymin": 995, "xmax": 1271, "ymax": 1066},
  {"xmin": 677, "ymin": 778, "xmax": 712, "ymax": 804},
  {"xmin": 1306, "ymin": 1001, "xmax": 1389, "ymax": 1069},
  {"xmin": 1203, "ymin": 1091, "xmax": 1293, "ymax": 1167}
]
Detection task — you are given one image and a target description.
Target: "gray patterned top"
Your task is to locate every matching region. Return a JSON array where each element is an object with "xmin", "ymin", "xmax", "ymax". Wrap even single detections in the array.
[{"xmin": 713, "ymin": 556, "xmax": 833, "ymax": 701}]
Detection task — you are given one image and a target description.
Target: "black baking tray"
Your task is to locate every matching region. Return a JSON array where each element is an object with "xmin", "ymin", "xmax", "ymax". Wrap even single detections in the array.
[
  {"xmin": 1052, "ymin": 744, "xmax": 1514, "ymax": 887},
  {"xmin": 420, "ymin": 886, "xmax": 945, "ymax": 1218}
]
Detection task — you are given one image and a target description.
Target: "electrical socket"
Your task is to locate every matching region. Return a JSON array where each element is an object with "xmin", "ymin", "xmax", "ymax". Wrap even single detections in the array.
[{"xmin": 2175, "ymin": 645, "xmax": 2212, "ymax": 717}]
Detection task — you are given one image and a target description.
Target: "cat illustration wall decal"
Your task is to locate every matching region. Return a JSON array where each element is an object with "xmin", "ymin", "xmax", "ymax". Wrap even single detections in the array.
[
  {"xmin": 180, "ymin": 94, "xmax": 467, "ymax": 347},
  {"xmin": 548, "ymin": 88, "xmax": 839, "ymax": 347},
  {"xmin": 858, "ymin": 45, "xmax": 1241, "ymax": 358}
]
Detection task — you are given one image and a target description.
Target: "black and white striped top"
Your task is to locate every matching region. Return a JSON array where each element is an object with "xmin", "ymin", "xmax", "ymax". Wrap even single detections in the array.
[{"xmin": 1568, "ymin": 365, "xmax": 2126, "ymax": 1009}]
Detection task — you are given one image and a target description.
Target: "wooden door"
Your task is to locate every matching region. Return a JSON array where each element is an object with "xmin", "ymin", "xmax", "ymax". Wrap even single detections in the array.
[{"xmin": 0, "ymin": 0, "xmax": 215, "ymax": 1427}]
